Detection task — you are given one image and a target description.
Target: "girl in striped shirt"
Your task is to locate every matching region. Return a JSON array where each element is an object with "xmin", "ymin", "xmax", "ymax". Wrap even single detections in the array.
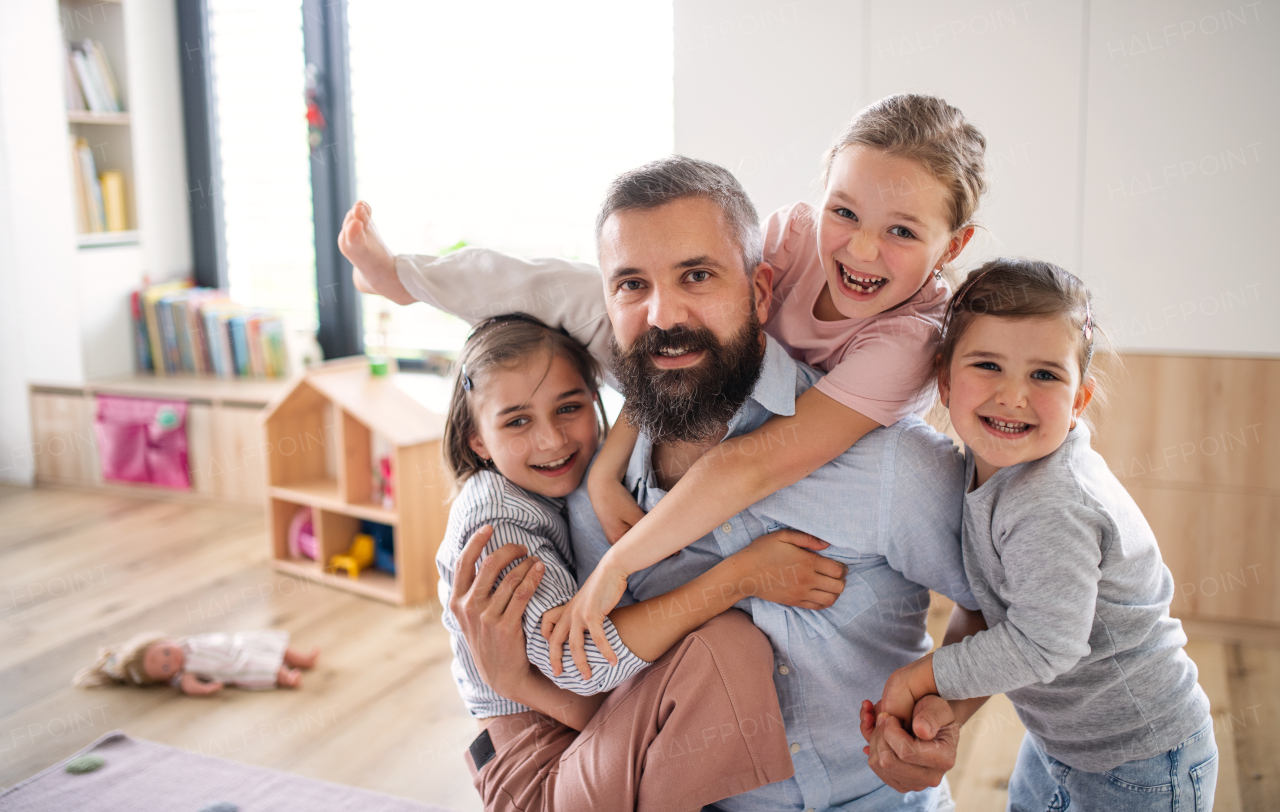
[{"xmin": 436, "ymin": 314, "xmax": 847, "ymax": 811}]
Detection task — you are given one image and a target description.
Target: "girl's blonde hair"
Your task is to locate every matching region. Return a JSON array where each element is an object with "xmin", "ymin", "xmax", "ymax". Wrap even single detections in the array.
[
  {"xmin": 442, "ymin": 314, "xmax": 607, "ymax": 489},
  {"xmin": 73, "ymin": 632, "xmax": 167, "ymax": 688},
  {"xmin": 822, "ymin": 94, "xmax": 988, "ymax": 233},
  {"xmin": 938, "ymin": 258, "xmax": 1108, "ymax": 391}
]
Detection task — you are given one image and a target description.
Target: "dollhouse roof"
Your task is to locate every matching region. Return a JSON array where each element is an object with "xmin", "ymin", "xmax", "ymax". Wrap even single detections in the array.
[{"xmin": 261, "ymin": 357, "xmax": 446, "ymax": 447}]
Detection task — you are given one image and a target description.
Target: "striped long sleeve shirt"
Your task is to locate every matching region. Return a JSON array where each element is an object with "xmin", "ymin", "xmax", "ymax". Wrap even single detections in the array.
[{"xmin": 435, "ymin": 469, "xmax": 649, "ymax": 718}]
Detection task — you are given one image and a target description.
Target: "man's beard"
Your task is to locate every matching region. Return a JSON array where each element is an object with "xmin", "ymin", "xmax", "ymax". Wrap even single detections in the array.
[{"xmin": 609, "ymin": 313, "xmax": 766, "ymax": 444}]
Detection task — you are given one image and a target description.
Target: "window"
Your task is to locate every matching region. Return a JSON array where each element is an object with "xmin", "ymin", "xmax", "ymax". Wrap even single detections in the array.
[
  {"xmin": 207, "ymin": 0, "xmax": 318, "ymax": 332},
  {"xmin": 346, "ymin": 0, "xmax": 674, "ymax": 360}
]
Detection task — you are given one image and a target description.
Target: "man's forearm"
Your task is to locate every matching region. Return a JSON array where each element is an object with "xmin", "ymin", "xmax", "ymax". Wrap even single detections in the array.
[{"xmin": 502, "ymin": 670, "xmax": 606, "ymax": 731}]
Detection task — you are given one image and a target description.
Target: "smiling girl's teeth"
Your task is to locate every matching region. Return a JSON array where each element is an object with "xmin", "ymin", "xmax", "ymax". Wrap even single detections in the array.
[
  {"xmin": 985, "ymin": 417, "xmax": 1030, "ymax": 434},
  {"xmin": 533, "ymin": 454, "xmax": 572, "ymax": 470},
  {"xmin": 839, "ymin": 263, "xmax": 886, "ymax": 293}
]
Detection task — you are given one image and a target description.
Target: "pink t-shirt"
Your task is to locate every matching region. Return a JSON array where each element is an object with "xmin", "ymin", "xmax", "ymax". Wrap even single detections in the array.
[{"xmin": 762, "ymin": 202, "xmax": 948, "ymax": 426}]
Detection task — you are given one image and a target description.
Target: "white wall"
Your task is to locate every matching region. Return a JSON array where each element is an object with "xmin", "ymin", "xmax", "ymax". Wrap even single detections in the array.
[
  {"xmin": 0, "ymin": 0, "xmax": 192, "ymax": 484},
  {"xmin": 0, "ymin": 0, "xmax": 88, "ymax": 484},
  {"xmin": 673, "ymin": 0, "xmax": 1279, "ymax": 357}
]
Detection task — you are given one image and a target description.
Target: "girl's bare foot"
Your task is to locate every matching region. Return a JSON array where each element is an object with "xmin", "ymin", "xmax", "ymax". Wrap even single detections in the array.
[
  {"xmin": 339, "ymin": 201, "xmax": 413, "ymax": 304},
  {"xmin": 284, "ymin": 646, "xmax": 320, "ymax": 670},
  {"xmin": 277, "ymin": 666, "xmax": 303, "ymax": 688}
]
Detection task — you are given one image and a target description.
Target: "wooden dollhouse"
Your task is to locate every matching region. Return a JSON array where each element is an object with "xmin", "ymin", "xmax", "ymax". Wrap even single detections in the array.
[{"xmin": 260, "ymin": 357, "xmax": 451, "ymax": 605}]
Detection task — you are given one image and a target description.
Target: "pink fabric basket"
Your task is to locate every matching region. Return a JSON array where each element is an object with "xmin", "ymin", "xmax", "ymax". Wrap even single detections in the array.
[{"xmin": 94, "ymin": 395, "xmax": 191, "ymax": 489}]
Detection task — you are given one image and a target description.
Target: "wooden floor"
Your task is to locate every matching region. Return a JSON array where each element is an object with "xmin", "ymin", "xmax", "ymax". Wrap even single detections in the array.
[{"xmin": 1, "ymin": 485, "xmax": 1277, "ymax": 811}]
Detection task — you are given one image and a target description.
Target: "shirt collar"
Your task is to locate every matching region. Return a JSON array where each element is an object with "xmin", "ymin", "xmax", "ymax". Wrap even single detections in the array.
[{"xmin": 740, "ymin": 335, "xmax": 799, "ymax": 420}]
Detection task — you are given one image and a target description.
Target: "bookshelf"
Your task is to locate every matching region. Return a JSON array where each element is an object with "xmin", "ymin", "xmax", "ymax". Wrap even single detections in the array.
[
  {"xmin": 262, "ymin": 357, "xmax": 452, "ymax": 606},
  {"xmin": 61, "ymin": 0, "xmax": 138, "ymax": 246}
]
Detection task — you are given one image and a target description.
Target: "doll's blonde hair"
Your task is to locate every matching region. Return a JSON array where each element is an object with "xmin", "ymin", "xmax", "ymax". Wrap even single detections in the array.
[{"xmin": 73, "ymin": 632, "xmax": 168, "ymax": 688}]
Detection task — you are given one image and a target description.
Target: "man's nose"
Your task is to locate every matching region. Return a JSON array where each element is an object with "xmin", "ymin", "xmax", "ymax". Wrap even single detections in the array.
[
  {"xmin": 647, "ymin": 285, "xmax": 689, "ymax": 331},
  {"xmin": 848, "ymin": 228, "xmax": 878, "ymax": 263}
]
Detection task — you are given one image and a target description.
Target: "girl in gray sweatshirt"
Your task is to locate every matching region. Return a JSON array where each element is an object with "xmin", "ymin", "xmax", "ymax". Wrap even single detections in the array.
[{"xmin": 878, "ymin": 259, "xmax": 1215, "ymax": 811}]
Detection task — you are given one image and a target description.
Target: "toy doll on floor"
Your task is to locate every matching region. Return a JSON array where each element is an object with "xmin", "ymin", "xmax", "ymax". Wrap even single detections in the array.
[{"xmin": 73, "ymin": 630, "xmax": 319, "ymax": 695}]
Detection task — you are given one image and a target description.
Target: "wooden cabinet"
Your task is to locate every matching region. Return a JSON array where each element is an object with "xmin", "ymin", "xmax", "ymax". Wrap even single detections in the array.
[{"xmin": 29, "ymin": 374, "xmax": 287, "ymax": 504}]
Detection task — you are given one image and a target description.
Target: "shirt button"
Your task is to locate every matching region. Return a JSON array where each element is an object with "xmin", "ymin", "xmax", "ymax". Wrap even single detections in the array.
[
  {"xmin": 720, "ymin": 522, "xmax": 733, "ymax": 534},
  {"xmin": 789, "ymin": 742, "xmax": 801, "ymax": 754},
  {"xmin": 778, "ymin": 665, "xmax": 790, "ymax": 675}
]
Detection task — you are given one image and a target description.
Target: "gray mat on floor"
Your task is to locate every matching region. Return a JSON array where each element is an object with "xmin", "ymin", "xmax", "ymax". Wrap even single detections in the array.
[{"xmin": 0, "ymin": 730, "xmax": 455, "ymax": 811}]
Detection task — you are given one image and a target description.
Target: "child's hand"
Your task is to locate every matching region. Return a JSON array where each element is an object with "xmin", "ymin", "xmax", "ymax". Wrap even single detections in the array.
[
  {"xmin": 878, "ymin": 653, "xmax": 939, "ymax": 728},
  {"xmin": 179, "ymin": 672, "xmax": 223, "ymax": 697},
  {"xmin": 588, "ymin": 475, "xmax": 646, "ymax": 545},
  {"xmin": 737, "ymin": 529, "xmax": 846, "ymax": 610},
  {"xmin": 542, "ymin": 560, "xmax": 629, "ymax": 679}
]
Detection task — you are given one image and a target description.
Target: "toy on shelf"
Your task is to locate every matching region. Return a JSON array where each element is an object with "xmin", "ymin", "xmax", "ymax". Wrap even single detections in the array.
[
  {"xmin": 286, "ymin": 506, "xmax": 318, "ymax": 560},
  {"xmin": 372, "ymin": 432, "xmax": 394, "ymax": 510},
  {"xmin": 361, "ymin": 520, "xmax": 395, "ymax": 574},
  {"xmin": 73, "ymin": 630, "xmax": 320, "ymax": 695},
  {"xmin": 329, "ymin": 533, "xmax": 374, "ymax": 579}
]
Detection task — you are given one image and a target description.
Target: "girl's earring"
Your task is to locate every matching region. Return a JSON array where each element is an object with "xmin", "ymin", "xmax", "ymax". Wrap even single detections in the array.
[{"xmin": 933, "ymin": 265, "xmax": 944, "ymax": 281}]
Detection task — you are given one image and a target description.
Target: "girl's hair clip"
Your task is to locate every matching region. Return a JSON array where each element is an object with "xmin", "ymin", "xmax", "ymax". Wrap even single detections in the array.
[
  {"xmin": 461, "ymin": 363, "xmax": 473, "ymax": 392},
  {"xmin": 1082, "ymin": 297, "xmax": 1094, "ymax": 342}
]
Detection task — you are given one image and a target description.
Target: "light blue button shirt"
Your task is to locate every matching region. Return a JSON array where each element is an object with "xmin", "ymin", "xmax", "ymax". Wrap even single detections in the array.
[{"xmin": 567, "ymin": 337, "xmax": 977, "ymax": 812}]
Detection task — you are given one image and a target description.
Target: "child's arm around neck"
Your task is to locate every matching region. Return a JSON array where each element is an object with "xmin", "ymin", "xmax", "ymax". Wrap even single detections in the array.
[{"xmin": 607, "ymin": 387, "xmax": 879, "ymax": 574}]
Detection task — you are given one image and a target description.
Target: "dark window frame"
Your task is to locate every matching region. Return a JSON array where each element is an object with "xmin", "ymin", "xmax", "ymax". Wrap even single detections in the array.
[{"xmin": 176, "ymin": 0, "xmax": 363, "ymax": 360}]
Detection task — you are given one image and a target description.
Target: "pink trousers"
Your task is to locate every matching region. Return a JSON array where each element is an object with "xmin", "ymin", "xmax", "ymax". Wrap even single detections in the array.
[{"xmin": 468, "ymin": 609, "xmax": 794, "ymax": 812}]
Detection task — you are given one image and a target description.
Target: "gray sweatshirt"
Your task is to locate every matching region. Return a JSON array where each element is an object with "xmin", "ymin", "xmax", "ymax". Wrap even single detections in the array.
[{"xmin": 931, "ymin": 423, "xmax": 1210, "ymax": 772}]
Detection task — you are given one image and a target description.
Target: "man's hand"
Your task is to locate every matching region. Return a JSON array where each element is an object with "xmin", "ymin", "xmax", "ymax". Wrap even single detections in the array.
[
  {"xmin": 449, "ymin": 525, "xmax": 546, "ymax": 700},
  {"xmin": 735, "ymin": 529, "xmax": 846, "ymax": 610},
  {"xmin": 859, "ymin": 696, "xmax": 960, "ymax": 793}
]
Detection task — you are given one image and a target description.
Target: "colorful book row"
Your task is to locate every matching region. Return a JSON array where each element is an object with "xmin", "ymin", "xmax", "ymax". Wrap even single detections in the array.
[{"xmin": 132, "ymin": 283, "xmax": 291, "ymax": 379}]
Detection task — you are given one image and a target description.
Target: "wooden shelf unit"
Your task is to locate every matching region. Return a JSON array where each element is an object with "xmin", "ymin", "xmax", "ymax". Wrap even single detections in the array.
[
  {"xmin": 262, "ymin": 358, "xmax": 451, "ymax": 606},
  {"xmin": 29, "ymin": 372, "xmax": 289, "ymax": 504},
  {"xmin": 61, "ymin": 0, "xmax": 137, "ymax": 238}
]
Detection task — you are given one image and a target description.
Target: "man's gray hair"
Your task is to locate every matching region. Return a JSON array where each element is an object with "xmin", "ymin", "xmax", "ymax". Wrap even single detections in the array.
[{"xmin": 595, "ymin": 156, "xmax": 764, "ymax": 273}]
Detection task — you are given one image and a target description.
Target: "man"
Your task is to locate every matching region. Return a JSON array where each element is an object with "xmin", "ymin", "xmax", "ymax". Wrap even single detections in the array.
[{"xmin": 343, "ymin": 157, "xmax": 988, "ymax": 810}]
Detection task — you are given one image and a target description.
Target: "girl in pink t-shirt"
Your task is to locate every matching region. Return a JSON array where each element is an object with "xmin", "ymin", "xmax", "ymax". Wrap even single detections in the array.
[{"xmin": 340, "ymin": 94, "xmax": 988, "ymax": 669}]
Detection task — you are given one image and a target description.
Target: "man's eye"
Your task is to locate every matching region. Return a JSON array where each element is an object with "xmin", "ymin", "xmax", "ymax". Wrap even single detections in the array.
[
  {"xmin": 834, "ymin": 207, "xmax": 857, "ymax": 220},
  {"xmin": 1032, "ymin": 369, "xmax": 1059, "ymax": 381},
  {"xmin": 889, "ymin": 226, "xmax": 916, "ymax": 239},
  {"xmin": 687, "ymin": 270, "xmax": 710, "ymax": 283},
  {"xmin": 619, "ymin": 279, "xmax": 643, "ymax": 292}
]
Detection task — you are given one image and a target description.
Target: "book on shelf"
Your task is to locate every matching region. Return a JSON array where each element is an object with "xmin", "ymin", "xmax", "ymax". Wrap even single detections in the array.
[
  {"xmin": 100, "ymin": 171, "xmax": 126, "ymax": 231},
  {"xmin": 133, "ymin": 282, "xmax": 293, "ymax": 380},
  {"xmin": 64, "ymin": 40, "xmax": 123, "ymax": 114},
  {"xmin": 70, "ymin": 136, "xmax": 106, "ymax": 233}
]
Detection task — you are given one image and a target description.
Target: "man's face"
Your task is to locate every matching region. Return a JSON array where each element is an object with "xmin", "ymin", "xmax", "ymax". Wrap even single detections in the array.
[{"xmin": 598, "ymin": 196, "xmax": 773, "ymax": 442}]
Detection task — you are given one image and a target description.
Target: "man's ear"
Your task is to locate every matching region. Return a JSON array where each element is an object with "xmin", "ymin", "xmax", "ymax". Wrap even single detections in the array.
[
  {"xmin": 468, "ymin": 432, "xmax": 490, "ymax": 463},
  {"xmin": 751, "ymin": 262, "xmax": 774, "ymax": 324}
]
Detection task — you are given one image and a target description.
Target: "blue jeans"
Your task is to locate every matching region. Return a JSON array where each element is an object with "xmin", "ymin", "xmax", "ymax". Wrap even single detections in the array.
[{"xmin": 1007, "ymin": 723, "xmax": 1218, "ymax": 811}]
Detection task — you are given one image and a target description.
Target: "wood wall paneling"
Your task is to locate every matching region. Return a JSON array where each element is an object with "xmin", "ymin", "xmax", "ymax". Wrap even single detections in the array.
[{"xmin": 1090, "ymin": 354, "xmax": 1280, "ymax": 628}]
